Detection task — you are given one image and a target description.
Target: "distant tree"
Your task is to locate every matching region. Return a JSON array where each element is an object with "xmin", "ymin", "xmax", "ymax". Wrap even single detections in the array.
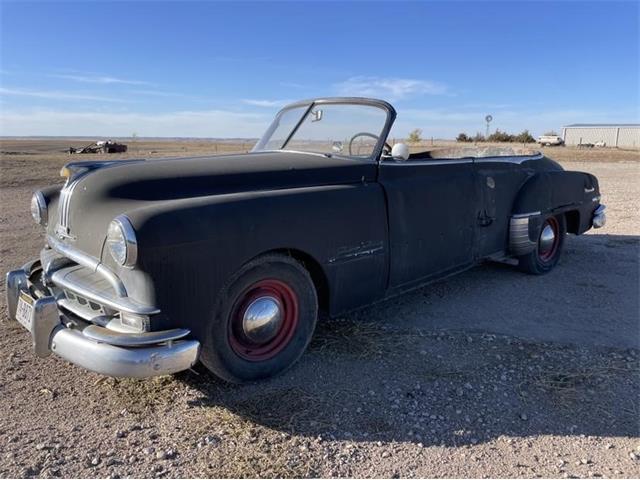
[
  {"xmin": 407, "ymin": 128, "xmax": 423, "ymax": 143},
  {"xmin": 456, "ymin": 132, "xmax": 472, "ymax": 142},
  {"xmin": 544, "ymin": 130, "xmax": 558, "ymax": 136},
  {"xmin": 488, "ymin": 129, "xmax": 515, "ymax": 142},
  {"xmin": 514, "ymin": 129, "xmax": 536, "ymax": 144}
]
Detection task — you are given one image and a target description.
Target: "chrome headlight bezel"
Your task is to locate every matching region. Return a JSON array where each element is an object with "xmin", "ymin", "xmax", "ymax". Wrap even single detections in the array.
[
  {"xmin": 30, "ymin": 191, "xmax": 48, "ymax": 226},
  {"xmin": 107, "ymin": 215, "xmax": 138, "ymax": 267}
]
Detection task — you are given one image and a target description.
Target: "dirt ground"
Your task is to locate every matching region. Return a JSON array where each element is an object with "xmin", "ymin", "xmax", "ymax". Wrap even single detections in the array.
[{"xmin": 0, "ymin": 140, "xmax": 638, "ymax": 478}]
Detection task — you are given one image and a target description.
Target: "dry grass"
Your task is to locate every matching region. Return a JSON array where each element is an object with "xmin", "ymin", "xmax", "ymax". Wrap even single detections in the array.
[
  {"xmin": 529, "ymin": 360, "xmax": 637, "ymax": 409},
  {"xmin": 311, "ymin": 317, "xmax": 430, "ymax": 359}
]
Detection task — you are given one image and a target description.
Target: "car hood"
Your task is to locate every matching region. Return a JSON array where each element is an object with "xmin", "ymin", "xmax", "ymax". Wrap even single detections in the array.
[{"xmin": 48, "ymin": 150, "xmax": 376, "ymax": 258}]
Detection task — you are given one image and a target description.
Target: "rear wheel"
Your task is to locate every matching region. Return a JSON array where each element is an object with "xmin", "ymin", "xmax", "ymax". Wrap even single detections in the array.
[
  {"xmin": 200, "ymin": 254, "xmax": 318, "ymax": 383},
  {"xmin": 518, "ymin": 214, "xmax": 566, "ymax": 275}
]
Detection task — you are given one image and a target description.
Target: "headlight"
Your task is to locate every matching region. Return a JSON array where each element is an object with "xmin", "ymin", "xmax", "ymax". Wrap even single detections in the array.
[
  {"xmin": 106, "ymin": 215, "xmax": 138, "ymax": 267},
  {"xmin": 30, "ymin": 191, "xmax": 47, "ymax": 226}
]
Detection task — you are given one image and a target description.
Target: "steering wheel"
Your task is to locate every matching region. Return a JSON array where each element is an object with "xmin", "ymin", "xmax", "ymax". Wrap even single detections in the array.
[{"xmin": 348, "ymin": 132, "xmax": 392, "ymax": 157}]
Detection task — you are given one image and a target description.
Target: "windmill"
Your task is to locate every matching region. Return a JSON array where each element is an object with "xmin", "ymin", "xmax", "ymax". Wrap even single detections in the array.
[{"xmin": 485, "ymin": 115, "xmax": 493, "ymax": 139}]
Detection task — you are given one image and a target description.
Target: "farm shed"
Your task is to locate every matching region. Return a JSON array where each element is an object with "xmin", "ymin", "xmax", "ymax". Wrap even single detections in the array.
[{"xmin": 562, "ymin": 124, "xmax": 640, "ymax": 148}]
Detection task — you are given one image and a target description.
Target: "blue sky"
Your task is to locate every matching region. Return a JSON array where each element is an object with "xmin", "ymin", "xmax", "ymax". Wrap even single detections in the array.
[{"xmin": 1, "ymin": 0, "xmax": 638, "ymax": 138}]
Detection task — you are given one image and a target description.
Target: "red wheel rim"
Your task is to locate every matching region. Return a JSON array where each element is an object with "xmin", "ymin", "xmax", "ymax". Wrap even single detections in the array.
[
  {"xmin": 229, "ymin": 279, "xmax": 299, "ymax": 361},
  {"xmin": 538, "ymin": 217, "xmax": 560, "ymax": 262}
]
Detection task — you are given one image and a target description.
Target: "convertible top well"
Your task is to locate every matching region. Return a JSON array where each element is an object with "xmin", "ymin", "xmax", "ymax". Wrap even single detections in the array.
[{"xmin": 409, "ymin": 146, "xmax": 541, "ymax": 160}]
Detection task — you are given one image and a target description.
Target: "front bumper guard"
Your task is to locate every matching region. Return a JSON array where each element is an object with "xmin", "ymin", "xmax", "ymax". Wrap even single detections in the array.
[{"xmin": 6, "ymin": 265, "xmax": 199, "ymax": 378}]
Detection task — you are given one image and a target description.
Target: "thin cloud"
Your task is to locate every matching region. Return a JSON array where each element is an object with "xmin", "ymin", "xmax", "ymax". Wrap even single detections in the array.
[
  {"xmin": 280, "ymin": 82, "xmax": 308, "ymax": 89},
  {"xmin": 335, "ymin": 76, "xmax": 449, "ymax": 100},
  {"xmin": 130, "ymin": 89, "xmax": 203, "ymax": 100},
  {"xmin": 50, "ymin": 73, "xmax": 152, "ymax": 86},
  {"xmin": 0, "ymin": 108, "xmax": 272, "ymax": 137},
  {"xmin": 241, "ymin": 98, "xmax": 292, "ymax": 107},
  {"xmin": 0, "ymin": 87, "xmax": 124, "ymax": 103}
]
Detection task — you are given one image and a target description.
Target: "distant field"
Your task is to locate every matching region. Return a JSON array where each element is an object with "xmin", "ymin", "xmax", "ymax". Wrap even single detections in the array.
[
  {"xmin": 0, "ymin": 138, "xmax": 254, "ymax": 158},
  {"xmin": 1, "ymin": 137, "xmax": 638, "ymax": 164},
  {"xmin": 1, "ymin": 137, "xmax": 636, "ymax": 192}
]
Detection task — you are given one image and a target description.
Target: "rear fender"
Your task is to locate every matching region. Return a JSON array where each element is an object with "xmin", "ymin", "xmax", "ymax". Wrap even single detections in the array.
[{"xmin": 509, "ymin": 171, "xmax": 600, "ymax": 255}]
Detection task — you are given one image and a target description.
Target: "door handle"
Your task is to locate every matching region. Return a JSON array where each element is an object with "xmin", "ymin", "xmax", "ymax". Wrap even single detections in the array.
[{"xmin": 477, "ymin": 210, "xmax": 494, "ymax": 227}]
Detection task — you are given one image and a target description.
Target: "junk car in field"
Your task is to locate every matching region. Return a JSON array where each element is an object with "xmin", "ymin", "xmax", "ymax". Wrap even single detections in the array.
[
  {"xmin": 7, "ymin": 98, "xmax": 606, "ymax": 382},
  {"xmin": 68, "ymin": 140, "xmax": 128, "ymax": 154}
]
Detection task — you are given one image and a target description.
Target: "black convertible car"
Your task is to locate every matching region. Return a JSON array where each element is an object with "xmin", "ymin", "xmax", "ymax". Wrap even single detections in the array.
[{"xmin": 7, "ymin": 97, "xmax": 606, "ymax": 382}]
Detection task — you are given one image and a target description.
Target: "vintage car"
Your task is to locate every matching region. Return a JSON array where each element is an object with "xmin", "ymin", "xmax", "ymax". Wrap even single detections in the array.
[{"xmin": 6, "ymin": 97, "xmax": 606, "ymax": 383}]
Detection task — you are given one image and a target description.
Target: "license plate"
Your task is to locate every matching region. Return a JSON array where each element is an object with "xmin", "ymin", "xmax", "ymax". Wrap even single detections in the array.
[{"xmin": 15, "ymin": 293, "xmax": 34, "ymax": 332}]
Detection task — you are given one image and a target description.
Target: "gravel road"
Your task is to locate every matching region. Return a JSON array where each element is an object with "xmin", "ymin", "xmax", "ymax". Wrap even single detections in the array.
[{"xmin": 0, "ymin": 143, "xmax": 638, "ymax": 478}]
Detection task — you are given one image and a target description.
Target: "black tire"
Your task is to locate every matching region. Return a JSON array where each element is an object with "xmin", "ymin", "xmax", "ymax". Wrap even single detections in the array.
[
  {"xmin": 200, "ymin": 254, "xmax": 318, "ymax": 383},
  {"xmin": 518, "ymin": 214, "xmax": 567, "ymax": 275}
]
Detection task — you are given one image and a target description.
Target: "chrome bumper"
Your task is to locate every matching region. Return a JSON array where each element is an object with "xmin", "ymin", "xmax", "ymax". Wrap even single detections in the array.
[
  {"xmin": 592, "ymin": 204, "xmax": 606, "ymax": 228},
  {"xmin": 5, "ymin": 263, "xmax": 199, "ymax": 378}
]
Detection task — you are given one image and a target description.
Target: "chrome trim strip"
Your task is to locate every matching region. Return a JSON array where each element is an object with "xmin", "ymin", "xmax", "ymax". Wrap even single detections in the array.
[
  {"xmin": 57, "ymin": 160, "xmax": 146, "ymax": 235},
  {"xmin": 58, "ymin": 172, "xmax": 87, "ymax": 234},
  {"xmin": 257, "ymin": 149, "xmax": 333, "ymax": 159},
  {"xmin": 47, "ymin": 234, "xmax": 127, "ymax": 297},
  {"xmin": 511, "ymin": 211, "xmax": 541, "ymax": 219},
  {"xmin": 382, "ymin": 159, "xmax": 474, "ymax": 166},
  {"xmin": 51, "ymin": 268, "xmax": 159, "ymax": 315},
  {"xmin": 474, "ymin": 153, "xmax": 544, "ymax": 164},
  {"xmin": 509, "ymin": 215, "xmax": 537, "ymax": 256},
  {"xmin": 82, "ymin": 325, "xmax": 191, "ymax": 347}
]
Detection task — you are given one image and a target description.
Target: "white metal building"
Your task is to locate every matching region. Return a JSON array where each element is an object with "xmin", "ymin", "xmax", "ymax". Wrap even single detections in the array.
[{"xmin": 562, "ymin": 124, "xmax": 640, "ymax": 148}]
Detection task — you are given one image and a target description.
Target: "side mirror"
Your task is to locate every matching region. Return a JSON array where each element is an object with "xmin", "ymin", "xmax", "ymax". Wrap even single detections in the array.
[
  {"xmin": 391, "ymin": 143, "xmax": 410, "ymax": 161},
  {"xmin": 310, "ymin": 109, "xmax": 323, "ymax": 122}
]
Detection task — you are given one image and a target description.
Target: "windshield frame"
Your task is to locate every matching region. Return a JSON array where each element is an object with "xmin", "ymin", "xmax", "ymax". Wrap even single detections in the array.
[{"xmin": 253, "ymin": 97, "xmax": 397, "ymax": 162}]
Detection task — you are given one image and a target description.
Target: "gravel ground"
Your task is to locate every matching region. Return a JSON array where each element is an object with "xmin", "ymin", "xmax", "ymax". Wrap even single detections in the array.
[{"xmin": 0, "ymin": 142, "xmax": 638, "ymax": 478}]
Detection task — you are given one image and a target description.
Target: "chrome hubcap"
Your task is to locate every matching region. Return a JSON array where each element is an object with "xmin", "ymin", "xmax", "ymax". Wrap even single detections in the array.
[
  {"xmin": 539, "ymin": 224, "xmax": 556, "ymax": 254},
  {"xmin": 242, "ymin": 296, "xmax": 283, "ymax": 344}
]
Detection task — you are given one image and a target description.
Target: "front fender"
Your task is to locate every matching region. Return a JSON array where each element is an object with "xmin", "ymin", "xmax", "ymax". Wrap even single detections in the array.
[{"xmin": 123, "ymin": 184, "xmax": 388, "ymax": 336}]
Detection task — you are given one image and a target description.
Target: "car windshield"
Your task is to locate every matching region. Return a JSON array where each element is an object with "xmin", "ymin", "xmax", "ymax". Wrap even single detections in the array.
[{"xmin": 252, "ymin": 102, "xmax": 389, "ymax": 159}]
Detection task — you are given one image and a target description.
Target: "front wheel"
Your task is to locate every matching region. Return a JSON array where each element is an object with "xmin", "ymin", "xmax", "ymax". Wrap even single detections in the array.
[
  {"xmin": 200, "ymin": 254, "xmax": 318, "ymax": 383},
  {"xmin": 518, "ymin": 214, "xmax": 566, "ymax": 275}
]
